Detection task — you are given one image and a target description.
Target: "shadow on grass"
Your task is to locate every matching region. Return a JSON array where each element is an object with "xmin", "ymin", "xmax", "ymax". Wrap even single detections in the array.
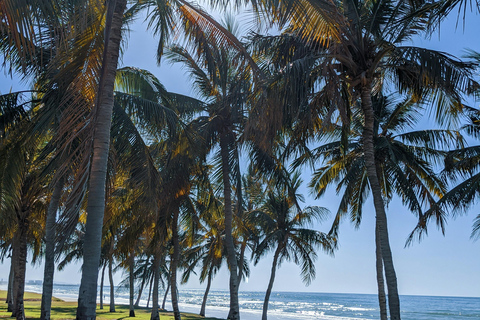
[{"xmin": 0, "ymin": 291, "xmax": 223, "ymax": 320}]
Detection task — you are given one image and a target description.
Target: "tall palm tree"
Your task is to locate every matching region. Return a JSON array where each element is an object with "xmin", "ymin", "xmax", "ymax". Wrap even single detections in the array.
[
  {"xmin": 76, "ymin": 2, "xmax": 256, "ymax": 316},
  {"xmin": 251, "ymin": 171, "xmax": 335, "ymax": 320},
  {"xmin": 40, "ymin": 176, "xmax": 64, "ymax": 320},
  {"xmin": 246, "ymin": 2, "xmax": 475, "ymax": 318},
  {"xmin": 302, "ymin": 94, "xmax": 460, "ymax": 318},
  {"xmin": 75, "ymin": 2, "xmax": 128, "ymax": 318},
  {"xmin": 165, "ymin": 19, "xmax": 254, "ymax": 317}
]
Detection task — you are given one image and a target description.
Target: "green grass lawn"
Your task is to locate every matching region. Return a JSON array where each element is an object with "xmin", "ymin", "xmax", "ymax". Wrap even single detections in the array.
[{"xmin": 0, "ymin": 291, "xmax": 223, "ymax": 320}]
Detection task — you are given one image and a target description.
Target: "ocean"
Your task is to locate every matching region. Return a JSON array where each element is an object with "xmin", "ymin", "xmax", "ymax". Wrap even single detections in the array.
[{"xmin": 2, "ymin": 283, "xmax": 479, "ymax": 319}]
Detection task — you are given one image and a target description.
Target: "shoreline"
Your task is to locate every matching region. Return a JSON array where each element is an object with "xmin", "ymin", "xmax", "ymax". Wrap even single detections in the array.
[
  {"xmin": 12, "ymin": 283, "xmax": 480, "ymax": 300},
  {"xmin": 1, "ymin": 285, "xmax": 478, "ymax": 320}
]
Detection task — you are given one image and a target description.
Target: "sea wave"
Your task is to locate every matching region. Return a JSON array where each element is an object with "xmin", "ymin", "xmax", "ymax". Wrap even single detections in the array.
[{"xmin": 1, "ymin": 284, "xmax": 479, "ymax": 320}]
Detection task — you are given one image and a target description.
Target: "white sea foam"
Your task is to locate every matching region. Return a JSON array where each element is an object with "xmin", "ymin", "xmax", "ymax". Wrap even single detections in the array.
[{"xmin": 344, "ymin": 306, "xmax": 375, "ymax": 311}]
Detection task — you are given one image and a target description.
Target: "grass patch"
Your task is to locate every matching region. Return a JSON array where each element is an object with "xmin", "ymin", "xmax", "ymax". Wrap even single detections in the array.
[{"xmin": 0, "ymin": 291, "xmax": 223, "ymax": 320}]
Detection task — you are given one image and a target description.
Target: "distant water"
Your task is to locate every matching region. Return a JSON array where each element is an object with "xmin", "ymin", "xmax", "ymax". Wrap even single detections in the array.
[{"xmin": 1, "ymin": 283, "xmax": 478, "ymax": 319}]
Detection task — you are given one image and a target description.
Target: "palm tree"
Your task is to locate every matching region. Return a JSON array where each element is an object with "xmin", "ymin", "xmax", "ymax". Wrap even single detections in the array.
[
  {"xmin": 40, "ymin": 177, "xmax": 64, "ymax": 320},
  {"xmin": 408, "ymin": 100, "xmax": 480, "ymax": 242},
  {"xmin": 2, "ymin": 2, "xmax": 256, "ymax": 318},
  {"xmin": 181, "ymin": 186, "xmax": 227, "ymax": 317},
  {"xmin": 0, "ymin": 144, "xmax": 49, "ymax": 320},
  {"xmin": 76, "ymin": 2, "xmax": 256, "ymax": 316},
  {"xmin": 165, "ymin": 19, "xmax": 254, "ymax": 317},
  {"xmin": 156, "ymin": 134, "xmax": 208, "ymax": 320},
  {"xmin": 0, "ymin": 90, "xmax": 55, "ymax": 320},
  {"xmin": 250, "ymin": 171, "xmax": 335, "ymax": 320},
  {"xmin": 246, "ymin": 2, "xmax": 475, "ymax": 318},
  {"xmin": 133, "ymin": 256, "xmax": 152, "ymax": 307},
  {"xmin": 302, "ymin": 94, "xmax": 461, "ymax": 318},
  {"xmin": 75, "ymin": 2, "xmax": 128, "ymax": 318},
  {"xmin": 113, "ymin": 60, "xmax": 213, "ymax": 320}
]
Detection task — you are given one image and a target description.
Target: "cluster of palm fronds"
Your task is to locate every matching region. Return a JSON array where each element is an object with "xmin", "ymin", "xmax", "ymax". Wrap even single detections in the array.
[{"xmin": 1, "ymin": 1, "xmax": 479, "ymax": 320}]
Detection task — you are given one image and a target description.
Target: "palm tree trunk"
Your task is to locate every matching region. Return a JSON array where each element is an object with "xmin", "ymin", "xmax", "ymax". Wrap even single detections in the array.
[
  {"xmin": 13, "ymin": 216, "xmax": 28, "ymax": 320},
  {"xmin": 108, "ymin": 258, "xmax": 115, "ymax": 312},
  {"xmin": 200, "ymin": 265, "xmax": 214, "ymax": 317},
  {"xmin": 360, "ymin": 84, "xmax": 401, "ymax": 320},
  {"xmin": 135, "ymin": 269, "xmax": 147, "ymax": 307},
  {"xmin": 150, "ymin": 250, "xmax": 160, "ymax": 320},
  {"xmin": 146, "ymin": 277, "xmax": 153, "ymax": 308},
  {"xmin": 376, "ymin": 219, "xmax": 388, "ymax": 320},
  {"xmin": 76, "ymin": 0, "xmax": 127, "ymax": 317},
  {"xmin": 100, "ymin": 263, "xmax": 106, "ymax": 309},
  {"xmin": 161, "ymin": 277, "xmax": 170, "ymax": 310},
  {"xmin": 170, "ymin": 209, "xmax": 181, "ymax": 320},
  {"xmin": 219, "ymin": 135, "xmax": 240, "ymax": 320},
  {"xmin": 41, "ymin": 177, "xmax": 63, "ymax": 320},
  {"xmin": 373, "ymin": 163, "xmax": 388, "ymax": 320},
  {"xmin": 129, "ymin": 251, "xmax": 135, "ymax": 317},
  {"xmin": 262, "ymin": 245, "xmax": 281, "ymax": 320},
  {"xmin": 10, "ymin": 231, "xmax": 19, "ymax": 315},
  {"xmin": 135, "ymin": 257, "xmax": 150, "ymax": 308},
  {"xmin": 7, "ymin": 256, "xmax": 14, "ymax": 312}
]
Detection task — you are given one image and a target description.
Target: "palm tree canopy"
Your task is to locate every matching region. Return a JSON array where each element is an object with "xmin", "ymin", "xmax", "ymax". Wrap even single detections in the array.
[
  {"xmin": 301, "ymin": 94, "xmax": 461, "ymax": 237},
  {"xmin": 251, "ymin": 171, "xmax": 336, "ymax": 285}
]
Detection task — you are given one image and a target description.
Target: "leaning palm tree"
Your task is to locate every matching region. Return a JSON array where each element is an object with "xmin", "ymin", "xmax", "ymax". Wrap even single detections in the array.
[
  {"xmin": 246, "ymin": 2, "xmax": 476, "ymax": 318},
  {"xmin": 251, "ymin": 171, "xmax": 335, "ymax": 320}
]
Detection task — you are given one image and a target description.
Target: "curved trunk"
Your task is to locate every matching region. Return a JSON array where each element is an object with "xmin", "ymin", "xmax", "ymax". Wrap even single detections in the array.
[
  {"xmin": 76, "ymin": 1, "xmax": 127, "ymax": 318},
  {"xmin": 135, "ymin": 262, "xmax": 148, "ymax": 307},
  {"xmin": 150, "ymin": 250, "xmax": 160, "ymax": 320},
  {"xmin": 7, "ymin": 255, "xmax": 14, "ymax": 312},
  {"xmin": 146, "ymin": 277, "xmax": 153, "ymax": 308},
  {"xmin": 41, "ymin": 177, "xmax": 63, "ymax": 320},
  {"xmin": 13, "ymin": 217, "xmax": 28, "ymax": 320},
  {"xmin": 161, "ymin": 277, "xmax": 170, "ymax": 310},
  {"xmin": 134, "ymin": 279, "xmax": 146, "ymax": 307},
  {"xmin": 100, "ymin": 263, "xmax": 106, "ymax": 309},
  {"xmin": 200, "ymin": 265, "xmax": 214, "ymax": 317},
  {"xmin": 170, "ymin": 209, "xmax": 181, "ymax": 320},
  {"xmin": 360, "ymin": 85, "xmax": 401, "ymax": 320},
  {"xmin": 108, "ymin": 258, "xmax": 115, "ymax": 312},
  {"xmin": 219, "ymin": 135, "xmax": 240, "ymax": 320},
  {"xmin": 376, "ymin": 219, "xmax": 388, "ymax": 320},
  {"xmin": 262, "ymin": 245, "xmax": 281, "ymax": 320},
  {"xmin": 129, "ymin": 251, "xmax": 135, "ymax": 317}
]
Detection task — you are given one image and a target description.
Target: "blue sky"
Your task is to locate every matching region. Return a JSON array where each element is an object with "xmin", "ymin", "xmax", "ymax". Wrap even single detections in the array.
[{"xmin": 0, "ymin": 5, "xmax": 479, "ymax": 299}]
